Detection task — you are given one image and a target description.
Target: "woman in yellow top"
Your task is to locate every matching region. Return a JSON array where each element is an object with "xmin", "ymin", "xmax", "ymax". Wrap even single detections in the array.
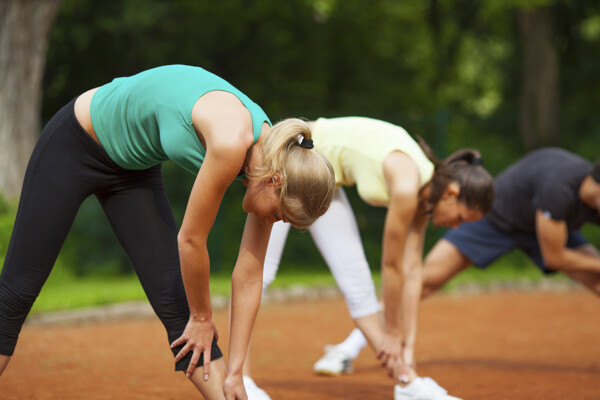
[{"xmin": 243, "ymin": 117, "xmax": 494, "ymax": 400}]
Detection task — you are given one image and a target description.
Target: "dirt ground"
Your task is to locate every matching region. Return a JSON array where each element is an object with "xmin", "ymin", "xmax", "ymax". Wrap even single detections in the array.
[{"xmin": 1, "ymin": 290, "xmax": 599, "ymax": 400}]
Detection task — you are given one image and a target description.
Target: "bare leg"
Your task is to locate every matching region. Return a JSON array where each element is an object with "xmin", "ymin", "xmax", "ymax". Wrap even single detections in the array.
[
  {"xmin": 564, "ymin": 244, "xmax": 600, "ymax": 295},
  {"xmin": 0, "ymin": 354, "xmax": 10, "ymax": 376},
  {"xmin": 421, "ymin": 239, "xmax": 472, "ymax": 299},
  {"xmin": 313, "ymin": 240, "xmax": 473, "ymax": 378},
  {"xmin": 355, "ymin": 312, "xmax": 419, "ymax": 382},
  {"xmin": 353, "ymin": 312, "xmax": 383, "ymax": 352},
  {"xmin": 189, "ymin": 358, "xmax": 228, "ymax": 400}
]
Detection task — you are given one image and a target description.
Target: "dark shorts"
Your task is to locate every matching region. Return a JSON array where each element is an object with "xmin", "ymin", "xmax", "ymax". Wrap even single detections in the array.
[
  {"xmin": 0, "ymin": 97, "xmax": 222, "ymax": 370},
  {"xmin": 443, "ymin": 216, "xmax": 589, "ymax": 274}
]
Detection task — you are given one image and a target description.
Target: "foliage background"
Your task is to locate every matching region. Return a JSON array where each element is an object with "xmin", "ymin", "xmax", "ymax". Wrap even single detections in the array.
[{"xmin": 3, "ymin": 0, "xmax": 600, "ymax": 282}]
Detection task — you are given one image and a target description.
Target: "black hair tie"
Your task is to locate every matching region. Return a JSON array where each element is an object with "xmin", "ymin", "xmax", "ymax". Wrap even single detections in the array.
[
  {"xmin": 299, "ymin": 138, "xmax": 314, "ymax": 149},
  {"xmin": 470, "ymin": 157, "xmax": 483, "ymax": 166}
]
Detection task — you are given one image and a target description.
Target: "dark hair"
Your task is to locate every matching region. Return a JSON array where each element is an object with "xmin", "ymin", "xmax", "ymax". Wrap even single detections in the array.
[
  {"xmin": 592, "ymin": 160, "xmax": 600, "ymax": 183},
  {"xmin": 418, "ymin": 137, "xmax": 494, "ymax": 213}
]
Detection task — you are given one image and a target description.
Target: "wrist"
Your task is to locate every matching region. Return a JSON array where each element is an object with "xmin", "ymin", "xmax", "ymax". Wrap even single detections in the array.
[
  {"xmin": 189, "ymin": 312, "xmax": 212, "ymax": 322},
  {"xmin": 385, "ymin": 327, "xmax": 402, "ymax": 337},
  {"xmin": 403, "ymin": 340, "xmax": 415, "ymax": 350},
  {"xmin": 226, "ymin": 367, "xmax": 243, "ymax": 378}
]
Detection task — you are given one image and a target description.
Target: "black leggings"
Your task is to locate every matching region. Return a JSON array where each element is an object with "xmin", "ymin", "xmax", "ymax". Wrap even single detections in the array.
[{"xmin": 0, "ymin": 98, "xmax": 222, "ymax": 370}]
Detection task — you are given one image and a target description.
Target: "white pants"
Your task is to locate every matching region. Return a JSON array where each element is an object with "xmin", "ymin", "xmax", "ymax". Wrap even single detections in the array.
[{"xmin": 263, "ymin": 187, "xmax": 381, "ymax": 319}]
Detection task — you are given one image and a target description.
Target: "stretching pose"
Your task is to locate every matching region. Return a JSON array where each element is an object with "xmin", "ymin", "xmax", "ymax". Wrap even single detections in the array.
[
  {"xmin": 0, "ymin": 65, "xmax": 335, "ymax": 400},
  {"xmin": 423, "ymin": 147, "xmax": 600, "ymax": 298},
  {"xmin": 319, "ymin": 147, "xmax": 600, "ymax": 395},
  {"xmin": 242, "ymin": 117, "xmax": 494, "ymax": 400}
]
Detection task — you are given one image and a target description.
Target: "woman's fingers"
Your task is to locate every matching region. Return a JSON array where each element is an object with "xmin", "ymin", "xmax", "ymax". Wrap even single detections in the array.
[
  {"xmin": 186, "ymin": 348, "xmax": 201, "ymax": 378},
  {"xmin": 377, "ymin": 350, "xmax": 390, "ymax": 367},
  {"xmin": 174, "ymin": 343, "xmax": 192, "ymax": 362},
  {"xmin": 386, "ymin": 359, "xmax": 396, "ymax": 378},
  {"xmin": 202, "ymin": 348, "xmax": 211, "ymax": 380},
  {"xmin": 170, "ymin": 336, "xmax": 185, "ymax": 349},
  {"xmin": 172, "ymin": 319, "xmax": 217, "ymax": 379}
]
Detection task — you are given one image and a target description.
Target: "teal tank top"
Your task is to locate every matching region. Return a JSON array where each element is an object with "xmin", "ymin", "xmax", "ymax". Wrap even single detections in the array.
[{"xmin": 90, "ymin": 65, "xmax": 271, "ymax": 174}]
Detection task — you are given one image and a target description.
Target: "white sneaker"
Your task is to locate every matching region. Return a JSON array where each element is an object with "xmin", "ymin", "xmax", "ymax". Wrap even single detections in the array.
[
  {"xmin": 313, "ymin": 344, "xmax": 354, "ymax": 376},
  {"xmin": 243, "ymin": 376, "xmax": 272, "ymax": 400},
  {"xmin": 422, "ymin": 377, "xmax": 447, "ymax": 394},
  {"xmin": 422, "ymin": 377, "xmax": 463, "ymax": 400},
  {"xmin": 394, "ymin": 377, "xmax": 463, "ymax": 400}
]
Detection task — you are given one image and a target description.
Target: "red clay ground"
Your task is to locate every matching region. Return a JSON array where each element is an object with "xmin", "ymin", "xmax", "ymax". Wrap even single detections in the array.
[{"xmin": 1, "ymin": 290, "xmax": 599, "ymax": 399}]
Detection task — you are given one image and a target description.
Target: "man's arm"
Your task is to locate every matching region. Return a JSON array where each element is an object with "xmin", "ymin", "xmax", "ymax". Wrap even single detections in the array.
[{"xmin": 536, "ymin": 210, "xmax": 600, "ymax": 273}]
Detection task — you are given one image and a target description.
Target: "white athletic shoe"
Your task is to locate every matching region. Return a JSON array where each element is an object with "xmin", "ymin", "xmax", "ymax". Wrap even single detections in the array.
[
  {"xmin": 243, "ymin": 376, "xmax": 272, "ymax": 400},
  {"xmin": 313, "ymin": 344, "xmax": 354, "ymax": 375},
  {"xmin": 422, "ymin": 377, "xmax": 463, "ymax": 399},
  {"xmin": 394, "ymin": 377, "xmax": 463, "ymax": 400}
]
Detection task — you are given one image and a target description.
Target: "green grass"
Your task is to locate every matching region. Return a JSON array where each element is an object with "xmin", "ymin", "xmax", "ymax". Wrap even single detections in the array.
[
  {"xmin": 30, "ymin": 251, "xmax": 571, "ymax": 314},
  {"xmin": 31, "ymin": 264, "xmax": 341, "ymax": 314},
  {"xmin": 30, "ymin": 263, "xmax": 224, "ymax": 314},
  {"xmin": 31, "ymin": 274, "xmax": 148, "ymax": 313},
  {"xmin": 441, "ymin": 261, "xmax": 570, "ymax": 292}
]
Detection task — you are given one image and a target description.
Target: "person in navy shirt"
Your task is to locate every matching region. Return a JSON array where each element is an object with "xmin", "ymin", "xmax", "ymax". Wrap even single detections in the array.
[{"xmin": 423, "ymin": 147, "xmax": 600, "ymax": 297}]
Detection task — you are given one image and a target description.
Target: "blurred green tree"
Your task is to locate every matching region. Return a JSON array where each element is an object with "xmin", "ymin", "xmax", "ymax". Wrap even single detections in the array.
[
  {"xmin": 0, "ymin": 0, "xmax": 62, "ymax": 198},
  {"xmin": 1, "ymin": 0, "xmax": 598, "ymax": 276}
]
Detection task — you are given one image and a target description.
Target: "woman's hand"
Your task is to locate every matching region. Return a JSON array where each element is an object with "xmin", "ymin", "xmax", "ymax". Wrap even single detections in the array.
[
  {"xmin": 377, "ymin": 332, "xmax": 406, "ymax": 381},
  {"xmin": 170, "ymin": 317, "xmax": 219, "ymax": 379},
  {"xmin": 224, "ymin": 373, "xmax": 247, "ymax": 400}
]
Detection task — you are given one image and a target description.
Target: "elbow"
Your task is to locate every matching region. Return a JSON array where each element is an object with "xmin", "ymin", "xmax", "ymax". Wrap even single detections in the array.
[
  {"xmin": 232, "ymin": 262, "xmax": 262, "ymax": 284},
  {"xmin": 405, "ymin": 263, "xmax": 422, "ymax": 280},
  {"xmin": 381, "ymin": 258, "xmax": 403, "ymax": 278},
  {"xmin": 231, "ymin": 265, "xmax": 263, "ymax": 295},
  {"xmin": 381, "ymin": 257, "xmax": 398, "ymax": 271},
  {"xmin": 177, "ymin": 231, "xmax": 191, "ymax": 250},
  {"xmin": 542, "ymin": 252, "xmax": 563, "ymax": 270},
  {"xmin": 177, "ymin": 231, "xmax": 204, "ymax": 254}
]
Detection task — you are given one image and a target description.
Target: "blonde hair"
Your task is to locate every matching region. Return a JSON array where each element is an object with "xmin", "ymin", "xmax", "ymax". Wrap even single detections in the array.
[{"xmin": 248, "ymin": 118, "xmax": 335, "ymax": 229}]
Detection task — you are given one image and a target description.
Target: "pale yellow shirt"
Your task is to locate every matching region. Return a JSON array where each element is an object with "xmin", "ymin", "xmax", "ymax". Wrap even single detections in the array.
[{"xmin": 312, "ymin": 117, "xmax": 435, "ymax": 207}]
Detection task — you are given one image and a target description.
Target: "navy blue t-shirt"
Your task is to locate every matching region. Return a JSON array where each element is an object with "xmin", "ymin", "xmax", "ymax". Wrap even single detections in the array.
[{"xmin": 488, "ymin": 147, "xmax": 600, "ymax": 233}]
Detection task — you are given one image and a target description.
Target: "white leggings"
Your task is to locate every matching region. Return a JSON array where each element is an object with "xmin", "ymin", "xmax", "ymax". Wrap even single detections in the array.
[{"xmin": 263, "ymin": 187, "xmax": 381, "ymax": 319}]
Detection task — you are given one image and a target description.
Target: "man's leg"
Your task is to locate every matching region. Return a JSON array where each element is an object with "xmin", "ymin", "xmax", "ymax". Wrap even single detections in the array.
[{"xmin": 422, "ymin": 239, "xmax": 472, "ymax": 299}]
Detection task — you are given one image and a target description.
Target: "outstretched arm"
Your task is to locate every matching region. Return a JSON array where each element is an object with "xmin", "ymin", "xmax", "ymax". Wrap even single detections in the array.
[
  {"xmin": 378, "ymin": 151, "xmax": 421, "ymax": 380},
  {"xmin": 225, "ymin": 213, "xmax": 272, "ymax": 397},
  {"xmin": 536, "ymin": 210, "xmax": 600, "ymax": 273},
  {"xmin": 399, "ymin": 210, "xmax": 428, "ymax": 380},
  {"xmin": 172, "ymin": 91, "xmax": 254, "ymax": 381}
]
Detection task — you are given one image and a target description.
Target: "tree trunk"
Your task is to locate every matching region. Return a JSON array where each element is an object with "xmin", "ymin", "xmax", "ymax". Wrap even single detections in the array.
[
  {"xmin": 518, "ymin": 7, "xmax": 559, "ymax": 150},
  {"xmin": 0, "ymin": 0, "xmax": 61, "ymax": 199}
]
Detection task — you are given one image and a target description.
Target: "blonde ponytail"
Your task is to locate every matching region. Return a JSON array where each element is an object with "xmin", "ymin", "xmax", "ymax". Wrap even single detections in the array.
[{"xmin": 249, "ymin": 118, "xmax": 335, "ymax": 228}]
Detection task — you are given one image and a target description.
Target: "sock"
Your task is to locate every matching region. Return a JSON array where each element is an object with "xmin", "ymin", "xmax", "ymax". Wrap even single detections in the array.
[{"xmin": 335, "ymin": 328, "xmax": 368, "ymax": 359}]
